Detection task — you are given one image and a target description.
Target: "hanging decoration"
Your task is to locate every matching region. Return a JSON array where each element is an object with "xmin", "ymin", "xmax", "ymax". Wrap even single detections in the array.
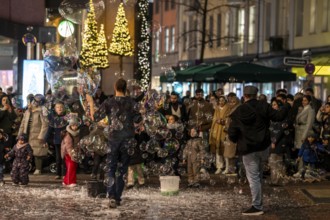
[{"xmin": 137, "ymin": 0, "xmax": 151, "ymax": 91}]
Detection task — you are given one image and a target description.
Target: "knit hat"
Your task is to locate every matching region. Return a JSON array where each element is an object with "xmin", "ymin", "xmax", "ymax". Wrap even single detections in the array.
[
  {"xmin": 307, "ymin": 130, "xmax": 318, "ymax": 139},
  {"xmin": 18, "ymin": 134, "xmax": 28, "ymax": 143},
  {"xmin": 69, "ymin": 116, "xmax": 81, "ymax": 127}
]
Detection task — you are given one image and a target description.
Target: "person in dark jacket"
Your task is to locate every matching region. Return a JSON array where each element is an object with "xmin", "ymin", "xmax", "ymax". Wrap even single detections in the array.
[
  {"xmin": 268, "ymin": 99, "xmax": 291, "ymax": 185},
  {"xmin": 0, "ymin": 94, "xmax": 17, "ymax": 148},
  {"xmin": 159, "ymin": 91, "xmax": 188, "ymax": 123},
  {"xmin": 228, "ymin": 86, "xmax": 289, "ymax": 216},
  {"xmin": 46, "ymin": 101, "xmax": 68, "ymax": 179},
  {"xmin": 94, "ymin": 78, "xmax": 140, "ymax": 209}
]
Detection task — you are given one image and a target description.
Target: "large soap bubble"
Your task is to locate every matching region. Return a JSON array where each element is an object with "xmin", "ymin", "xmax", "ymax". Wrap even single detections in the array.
[{"xmin": 59, "ymin": 0, "xmax": 105, "ymax": 24}]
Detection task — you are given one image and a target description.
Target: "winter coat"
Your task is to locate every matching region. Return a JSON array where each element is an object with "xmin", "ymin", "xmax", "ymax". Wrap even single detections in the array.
[
  {"xmin": 209, "ymin": 104, "xmax": 230, "ymax": 154},
  {"xmin": 18, "ymin": 107, "xmax": 49, "ymax": 157},
  {"xmin": 7, "ymin": 143, "xmax": 33, "ymax": 167},
  {"xmin": 298, "ymin": 141, "xmax": 324, "ymax": 164},
  {"xmin": 159, "ymin": 102, "xmax": 188, "ymax": 123},
  {"xmin": 294, "ymin": 105, "xmax": 315, "ymax": 149},
  {"xmin": 183, "ymin": 137, "xmax": 205, "ymax": 164},
  {"xmin": 94, "ymin": 96, "xmax": 139, "ymax": 141},
  {"xmin": 228, "ymin": 99, "xmax": 290, "ymax": 155},
  {"xmin": 187, "ymin": 99, "xmax": 214, "ymax": 132},
  {"xmin": 0, "ymin": 107, "xmax": 17, "ymax": 134},
  {"xmin": 269, "ymin": 119, "xmax": 292, "ymax": 155},
  {"xmin": 46, "ymin": 111, "xmax": 68, "ymax": 145},
  {"xmin": 61, "ymin": 125, "xmax": 80, "ymax": 159},
  {"xmin": 223, "ymin": 103, "xmax": 240, "ymax": 158},
  {"xmin": 316, "ymin": 110, "xmax": 330, "ymax": 138}
]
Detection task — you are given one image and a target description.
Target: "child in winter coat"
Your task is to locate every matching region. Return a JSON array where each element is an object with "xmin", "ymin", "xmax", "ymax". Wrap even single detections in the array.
[
  {"xmin": 46, "ymin": 101, "xmax": 68, "ymax": 179},
  {"xmin": 61, "ymin": 117, "xmax": 81, "ymax": 187},
  {"xmin": 294, "ymin": 132, "xmax": 324, "ymax": 179},
  {"xmin": 183, "ymin": 128, "xmax": 206, "ymax": 188},
  {"xmin": 4, "ymin": 134, "xmax": 33, "ymax": 186}
]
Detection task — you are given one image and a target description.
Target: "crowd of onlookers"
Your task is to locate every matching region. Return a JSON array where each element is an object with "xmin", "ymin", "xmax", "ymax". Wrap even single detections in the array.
[{"xmin": 0, "ymin": 84, "xmax": 330, "ymax": 188}]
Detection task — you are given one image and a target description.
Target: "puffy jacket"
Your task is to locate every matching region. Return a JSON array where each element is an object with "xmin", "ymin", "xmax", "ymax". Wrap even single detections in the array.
[{"xmin": 228, "ymin": 99, "xmax": 290, "ymax": 155}]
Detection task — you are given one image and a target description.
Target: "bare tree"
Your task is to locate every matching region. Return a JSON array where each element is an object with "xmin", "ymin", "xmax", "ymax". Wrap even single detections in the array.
[{"xmin": 165, "ymin": 0, "xmax": 237, "ymax": 63}]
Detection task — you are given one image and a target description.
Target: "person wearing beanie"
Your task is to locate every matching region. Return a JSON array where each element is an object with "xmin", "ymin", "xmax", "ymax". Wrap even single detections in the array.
[
  {"xmin": 228, "ymin": 85, "xmax": 290, "ymax": 216},
  {"xmin": 4, "ymin": 134, "xmax": 33, "ymax": 186},
  {"xmin": 61, "ymin": 116, "xmax": 81, "ymax": 187}
]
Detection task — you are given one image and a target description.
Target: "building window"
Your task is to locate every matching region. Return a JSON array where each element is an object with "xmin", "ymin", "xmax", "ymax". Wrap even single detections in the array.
[
  {"xmin": 238, "ymin": 8, "xmax": 245, "ymax": 41},
  {"xmin": 310, "ymin": 0, "xmax": 316, "ymax": 34},
  {"xmin": 171, "ymin": 26, "xmax": 175, "ymax": 52},
  {"xmin": 194, "ymin": 20, "xmax": 197, "ymax": 48},
  {"xmin": 248, "ymin": 5, "xmax": 255, "ymax": 43},
  {"xmin": 217, "ymin": 14, "xmax": 221, "ymax": 47},
  {"xmin": 189, "ymin": 16, "xmax": 195, "ymax": 48},
  {"xmin": 165, "ymin": 0, "xmax": 169, "ymax": 11},
  {"xmin": 225, "ymin": 12, "xmax": 229, "ymax": 45},
  {"xmin": 155, "ymin": 0, "xmax": 159, "ymax": 14},
  {"xmin": 183, "ymin": 21, "xmax": 187, "ymax": 51},
  {"xmin": 155, "ymin": 31, "xmax": 160, "ymax": 62},
  {"xmin": 165, "ymin": 27, "xmax": 170, "ymax": 53},
  {"xmin": 322, "ymin": 0, "xmax": 330, "ymax": 32},
  {"xmin": 296, "ymin": 0, "xmax": 304, "ymax": 36},
  {"xmin": 265, "ymin": 2, "xmax": 271, "ymax": 40},
  {"xmin": 171, "ymin": 0, "xmax": 175, "ymax": 10},
  {"xmin": 209, "ymin": 15, "xmax": 214, "ymax": 48}
]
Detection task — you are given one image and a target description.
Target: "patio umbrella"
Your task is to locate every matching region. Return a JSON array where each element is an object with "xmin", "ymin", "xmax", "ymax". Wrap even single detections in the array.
[{"xmin": 214, "ymin": 62, "xmax": 296, "ymax": 82}]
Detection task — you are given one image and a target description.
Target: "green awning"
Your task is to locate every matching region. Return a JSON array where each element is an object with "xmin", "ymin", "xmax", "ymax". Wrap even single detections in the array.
[
  {"xmin": 214, "ymin": 63, "xmax": 296, "ymax": 82},
  {"xmin": 175, "ymin": 64, "xmax": 211, "ymax": 81},
  {"xmin": 160, "ymin": 75, "xmax": 174, "ymax": 82},
  {"xmin": 193, "ymin": 63, "xmax": 229, "ymax": 82}
]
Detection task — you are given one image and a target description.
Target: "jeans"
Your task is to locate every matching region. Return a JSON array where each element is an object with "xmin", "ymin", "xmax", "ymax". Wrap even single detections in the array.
[
  {"xmin": 242, "ymin": 148, "xmax": 269, "ymax": 210},
  {"xmin": 107, "ymin": 138, "xmax": 130, "ymax": 202},
  {"xmin": 54, "ymin": 144, "xmax": 64, "ymax": 176}
]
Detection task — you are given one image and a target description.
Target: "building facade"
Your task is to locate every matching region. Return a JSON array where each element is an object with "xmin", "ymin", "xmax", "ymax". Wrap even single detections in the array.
[{"xmin": 154, "ymin": 0, "xmax": 330, "ymax": 100}]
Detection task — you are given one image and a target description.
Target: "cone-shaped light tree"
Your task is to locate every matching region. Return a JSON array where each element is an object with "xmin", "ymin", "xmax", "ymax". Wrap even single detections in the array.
[
  {"xmin": 80, "ymin": 0, "xmax": 99, "ymax": 69},
  {"xmin": 96, "ymin": 24, "xmax": 109, "ymax": 69},
  {"xmin": 109, "ymin": 2, "xmax": 134, "ymax": 73}
]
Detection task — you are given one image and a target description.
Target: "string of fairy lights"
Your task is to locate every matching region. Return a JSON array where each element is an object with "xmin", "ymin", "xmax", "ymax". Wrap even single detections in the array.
[{"xmin": 137, "ymin": 0, "xmax": 151, "ymax": 91}]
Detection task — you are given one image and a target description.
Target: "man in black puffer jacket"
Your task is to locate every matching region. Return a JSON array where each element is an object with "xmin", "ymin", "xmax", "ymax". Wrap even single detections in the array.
[{"xmin": 228, "ymin": 86, "xmax": 290, "ymax": 216}]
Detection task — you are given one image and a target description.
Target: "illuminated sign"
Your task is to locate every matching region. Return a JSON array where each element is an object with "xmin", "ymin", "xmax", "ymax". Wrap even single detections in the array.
[{"xmin": 22, "ymin": 60, "xmax": 45, "ymax": 107}]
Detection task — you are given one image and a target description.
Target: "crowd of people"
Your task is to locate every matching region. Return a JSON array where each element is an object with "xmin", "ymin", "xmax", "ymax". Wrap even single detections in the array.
[{"xmin": 1, "ymin": 81, "xmax": 330, "ymax": 215}]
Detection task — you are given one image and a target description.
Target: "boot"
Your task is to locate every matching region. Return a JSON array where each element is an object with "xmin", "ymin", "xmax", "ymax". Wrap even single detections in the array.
[{"xmin": 222, "ymin": 158, "xmax": 229, "ymax": 174}]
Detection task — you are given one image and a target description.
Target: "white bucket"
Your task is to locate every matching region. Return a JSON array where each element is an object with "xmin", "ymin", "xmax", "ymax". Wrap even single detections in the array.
[{"xmin": 159, "ymin": 176, "xmax": 180, "ymax": 196}]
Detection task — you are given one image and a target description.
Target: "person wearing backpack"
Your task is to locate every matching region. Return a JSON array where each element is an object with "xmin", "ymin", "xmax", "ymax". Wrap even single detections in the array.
[{"xmin": 228, "ymin": 86, "xmax": 290, "ymax": 216}]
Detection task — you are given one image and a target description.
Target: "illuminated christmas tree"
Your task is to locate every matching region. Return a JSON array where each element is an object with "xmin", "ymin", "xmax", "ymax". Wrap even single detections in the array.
[
  {"xmin": 96, "ymin": 24, "xmax": 109, "ymax": 69},
  {"xmin": 80, "ymin": 0, "xmax": 99, "ymax": 69},
  {"xmin": 109, "ymin": 2, "xmax": 134, "ymax": 72}
]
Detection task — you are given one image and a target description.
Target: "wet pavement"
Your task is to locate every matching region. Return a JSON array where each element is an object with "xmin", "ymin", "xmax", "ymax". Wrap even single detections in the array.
[{"xmin": 1, "ymin": 173, "xmax": 330, "ymax": 219}]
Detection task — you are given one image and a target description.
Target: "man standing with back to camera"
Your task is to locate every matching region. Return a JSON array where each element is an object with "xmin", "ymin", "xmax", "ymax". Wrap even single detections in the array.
[
  {"xmin": 94, "ymin": 78, "xmax": 140, "ymax": 208},
  {"xmin": 228, "ymin": 86, "xmax": 290, "ymax": 215}
]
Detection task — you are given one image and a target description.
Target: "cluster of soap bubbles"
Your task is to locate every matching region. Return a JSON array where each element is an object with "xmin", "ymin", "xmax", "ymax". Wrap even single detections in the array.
[
  {"xmin": 58, "ymin": 0, "xmax": 105, "ymax": 24},
  {"xmin": 78, "ymin": 131, "xmax": 110, "ymax": 157}
]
